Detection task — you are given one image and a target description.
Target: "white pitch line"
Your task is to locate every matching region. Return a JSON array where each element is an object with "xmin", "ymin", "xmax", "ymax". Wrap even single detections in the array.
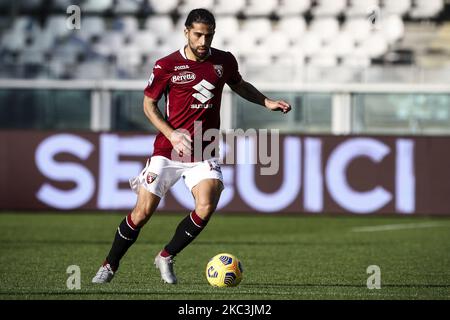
[{"xmin": 351, "ymin": 222, "xmax": 447, "ymax": 233}]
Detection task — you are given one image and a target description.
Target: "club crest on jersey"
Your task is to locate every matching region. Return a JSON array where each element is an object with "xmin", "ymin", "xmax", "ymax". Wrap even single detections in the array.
[
  {"xmin": 146, "ymin": 172, "xmax": 158, "ymax": 185},
  {"xmin": 207, "ymin": 160, "xmax": 221, "ymax": 172},
  {"xmin": 214, "ymin": 65, "xmax": 223, "ymax": 78}
]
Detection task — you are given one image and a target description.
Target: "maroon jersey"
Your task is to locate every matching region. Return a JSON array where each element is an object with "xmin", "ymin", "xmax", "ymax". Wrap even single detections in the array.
[{"xmin": 144, "ymin": 47, "xmax": 242, "ymax": 161}]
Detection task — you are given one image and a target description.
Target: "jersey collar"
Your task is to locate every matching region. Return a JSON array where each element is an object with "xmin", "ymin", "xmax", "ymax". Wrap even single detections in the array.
[{"xmin": 179, "ymin": 46, "xmax": 212, "ymax": 61}]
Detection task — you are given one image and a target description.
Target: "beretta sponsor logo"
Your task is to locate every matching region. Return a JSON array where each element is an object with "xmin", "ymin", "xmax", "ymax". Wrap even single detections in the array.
[{"xmin": 172, "ymin": 71, "xmax": 196, "ymax": 84}]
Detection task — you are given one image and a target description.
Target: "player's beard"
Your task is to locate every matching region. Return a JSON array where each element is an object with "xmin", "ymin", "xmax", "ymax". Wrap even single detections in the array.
[{"xmin": 190, "ymin": 43, "xmax": 210, "ymax": 60}]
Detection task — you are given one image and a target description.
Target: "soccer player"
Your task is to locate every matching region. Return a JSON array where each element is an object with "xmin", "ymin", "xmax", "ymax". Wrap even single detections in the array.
[{"xmin": 92, "ymin": 8, "xmax": 291, "ymax": 284}]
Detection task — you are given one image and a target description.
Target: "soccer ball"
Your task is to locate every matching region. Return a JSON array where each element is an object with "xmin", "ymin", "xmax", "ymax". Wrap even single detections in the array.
[{"xmin": 205, "ymin": 253, "xmax": 243, "ymax": 287}]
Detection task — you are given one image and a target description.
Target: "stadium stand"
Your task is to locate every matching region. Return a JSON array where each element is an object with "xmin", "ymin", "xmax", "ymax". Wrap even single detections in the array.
[{"xmin": 0, "ymin": 0, "xmax": 449, "ymax": 81}]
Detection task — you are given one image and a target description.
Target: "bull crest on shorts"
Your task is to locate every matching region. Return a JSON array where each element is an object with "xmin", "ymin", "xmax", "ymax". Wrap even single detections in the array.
[
  {"xmin": 146, "ymin": 172, "xmax": 158, "ymax": 184},
  {"xmin": 214, "ymin": 65, "xmax": 223, "ymax": 78}
]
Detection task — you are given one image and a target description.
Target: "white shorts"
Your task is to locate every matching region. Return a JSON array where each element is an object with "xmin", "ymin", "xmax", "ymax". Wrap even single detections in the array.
[{"xmin": 129, "ymin": 156, "xmax": 223, "ymax": 198}]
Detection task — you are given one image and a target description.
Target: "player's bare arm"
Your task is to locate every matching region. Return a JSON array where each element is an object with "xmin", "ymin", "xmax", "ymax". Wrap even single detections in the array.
[
  {"xmin": 143, "ymin": 95, "xmax": 192, "ymax": 156},
  {"xmin": 229, "ymin": 80, "xmax": 292, "ymax": 114}
]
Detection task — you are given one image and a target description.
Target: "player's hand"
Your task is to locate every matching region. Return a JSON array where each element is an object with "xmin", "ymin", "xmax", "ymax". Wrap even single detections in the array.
[
  {"xmin": 265, "ymin": 99, "xmax": 291, "ymax": 114},
  {"xmin": 170, "ymin": 130, "xmax": 192, "ymax": 156}
]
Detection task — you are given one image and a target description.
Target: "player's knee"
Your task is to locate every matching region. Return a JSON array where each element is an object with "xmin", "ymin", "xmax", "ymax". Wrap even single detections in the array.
[
  {"xmin": 195, "ymin": 202, "xmax": 216, "ymax": 219},
  {"xmin": 131, "ymin": 207, "xmax": 152, "ymax": 226}
]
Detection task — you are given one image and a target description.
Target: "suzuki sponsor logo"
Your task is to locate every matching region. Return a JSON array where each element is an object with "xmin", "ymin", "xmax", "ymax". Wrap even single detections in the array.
[
  {"xmin": 171, "ymin": 71, "xmax": 196, "ymax": 84},
  {"xmin": 192, "ymin": 79, "xmax": 215, "ymax": 103},
  {"xmin": 191, "ymin": 104, "xmax": 213, "ymax": 109}
]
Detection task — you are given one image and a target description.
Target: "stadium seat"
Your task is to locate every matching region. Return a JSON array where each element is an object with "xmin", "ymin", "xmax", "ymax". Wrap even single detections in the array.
[
  {"xmin": 48, "ymin": 60, "xmax": 67, "ymax": 78},
  {"xmin": 96, "ymin": 32, "xmax": 124, "ymax": 54},
  {"xmin": 79, "ymin": 17, "xmax": 106, "ymax": 40},
  {"xmin": 177, "ymin": 0, "xmax": 214, "ymax": 15},
  {"xmin": 308, "ymin": 55, "xmax": 338, "ymax": 67},
  {"xmin": 83, "ymin": 0, "xmax": 113, "ymax": 13},
  {"xmin": 165, "ymin": 32, "xmax": 186, "ymax": 49},
  {"xmin": 129, "ymin": 31, "xmax": 158, "ymax": 53},
  {"xmin": 27, "ymin": 29, "xmax": 55, "ymax": 53},
  {"xmin": 45, "ymin": 15, "xmax": 72, "ymax": 39},
  {"xmin": 147, "ymin": 43, "xmax": 176, "ymax": 59},
  {"xmin": 212, "ymin": 34, "xmax": 227, "ymax": 50},
  {"xmin": 346, "ymin": 0, "xmax": 379, "ymax": 17},
  {"xmin": 342, "ymin": 18, "xmax": 372, "ymax": 42},
  {"xmin": 274, "ymin": 53, "xmax": 305, "ymax": 68},
  {"xmin": 17, "ymin": 0, "xmax": 41, "ymax": 10},
  {"xmin": 214, "ymin": 0, "xmax": 245, "ymax": 15},
  {"xmin": 0, "ymin": 0, "xmax": 443, "ymax": 81},
  {"xmin": 112, "ymin": 16, "xmax": 139, "ymax": 35},
  {"xmin": 116, "ymin": 46, "xmax": 142, "ymax": 69},
  {"xmin": 215, "ymin": 16, "xmax": 240, "ymax": 38},
  {"xmin": 240, "ymin": 18, "xmax": 273, "ymax": 40},
  {"xmin": 242, "ymin": 50, "xmax": 272, "ymax": 70},
  {"xmin": 341, "ymin": 55, "xmax": 371, "ymax": 67},
  {"xmin": 52, "ymin": 42, "xmax": 83, "ymax": 65},
  {"xmin": 51, "ymin": 0, "xmax": 75, "ymax": 10},
  {"xmin": 19, "ymin": 49, "xmax": 46, "ymax": 65},
  {"xmin": 276, "ymin": 0, "xmax": 310, "ymax": 16},
  {"xmin": 259, "ymin": 31, "xmax": 290, "ymax": 57},
  {"xmin": 309, "ymin": 18, "xmax": 339, "ymax": 42},
  {"xmin": 244, "ymin": 0, "xmax": 277, "ymax": 17},
  {"xmin": 145, "ymin": 16, "xmax": 174, "ymax": 34},
  {"xmin": 0, "ymin": 16, "xmax": 8, "ymax": 32},
  {"xmin": 226, "ymin": 31, "xmax": 257, "ymax": 57},
  {"xmin": 409, "ymin": 0, "xmax": 444, "ymax": 19},
  {"xmin": 312, "ymin": 0, "xmax": 346, "ymax": 17},
  {"xmin": 74, "ymin": 59, "xmax": 111, "ymax": 79},
  {"xmin": 113, "ymin": 0, "xmax": 143, "ymax": 14},
  {"xmin": 294, "ymin": 32, "xmax": 321, "ymax": 56},
  {"xmin": 12, "ymin": 16, "xmax": 40, "ymax": 34},
  {"xmin": 383, "ymin": 0, "xmax": 411, "ymax": 16},
  {"xmin": 147, "ymin": 0, "xmax": 179, "ymax": 14},
  {"xmin": 322, "ymin": 32, "xmax": 355, "ymax": 57},
  {"xmin": 359, "ymin": 32, "xmax": 388, "ymax": 58},
  {"xmin": 1, "ymin": 31, "xmax": 26, "ymax": 51},
  {"xmin": 380, "ymin": 15, "xmax": 404, "ymax": 44},
  {"xmin": 277, "ymin": 16, "xmax": 307, "ymax": 42}
]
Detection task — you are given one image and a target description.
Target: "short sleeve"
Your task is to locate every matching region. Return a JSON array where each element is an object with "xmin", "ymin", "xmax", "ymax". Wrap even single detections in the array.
[
  {"xmin": 144, "ymin": 62, "xmax": 171, "ymax": 101},
  {"xmin": 226, "ymin": 52, "xmax": 242, "ymax": 86}
]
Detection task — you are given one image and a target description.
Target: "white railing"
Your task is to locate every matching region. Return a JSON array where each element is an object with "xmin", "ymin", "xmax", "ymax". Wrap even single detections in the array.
[{"xmin": 1, "ymin": 79, "xmax": 449, "ymax": 134}]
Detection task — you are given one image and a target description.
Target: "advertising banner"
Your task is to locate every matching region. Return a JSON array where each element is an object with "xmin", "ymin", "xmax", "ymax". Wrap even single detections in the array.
[{"xmin": 1, "ymin": 131, "xmax": 449, "ymax": 215}]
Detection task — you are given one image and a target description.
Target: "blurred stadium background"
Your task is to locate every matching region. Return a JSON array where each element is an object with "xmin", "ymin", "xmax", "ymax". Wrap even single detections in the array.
[
  {"xmin": 1, "ymin": 0, "xmax": 450, "ymax": 134},
  {"xmin": 0, "ymin": 0, "xmax": 449, "ymax": 300}
]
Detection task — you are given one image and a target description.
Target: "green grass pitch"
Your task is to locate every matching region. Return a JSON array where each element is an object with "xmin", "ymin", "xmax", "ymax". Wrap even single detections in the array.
[{"xmin": 0, "ymin": 213, "xmax": 449, "ymax": 300}]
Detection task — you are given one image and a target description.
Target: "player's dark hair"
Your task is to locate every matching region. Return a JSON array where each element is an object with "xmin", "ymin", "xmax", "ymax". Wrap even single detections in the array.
[{"xmin": 184, "ymin": 8, "xmax": 215, "ymax": 30}]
